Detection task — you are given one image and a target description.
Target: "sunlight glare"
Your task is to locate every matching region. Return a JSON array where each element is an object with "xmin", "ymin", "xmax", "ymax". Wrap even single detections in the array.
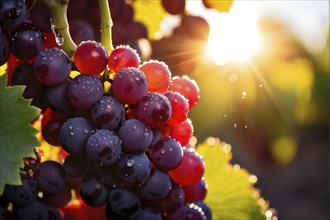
[{"xmin": 207, "ymin": 3, "xmax": 260, "ymax": 65}]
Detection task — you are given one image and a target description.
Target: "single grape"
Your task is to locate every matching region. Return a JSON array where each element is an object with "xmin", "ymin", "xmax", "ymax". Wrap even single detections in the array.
[
  {"xmin": 69, "ymin": 19, "xmax": 96, "ymax": 45},
  {"xmin": 128, "ymin": 207, "xmax": 162, "ymax": 220},
  {"xmin": 41, "ymin": 108, "xmax": 69, "ymax": 146},
  {"xmin": 74, "ymin": 40, "xmax": 108, "ymax": 75},
  {"xmin": 33, "ymin": 161, "xmax": 66, "ymax": 194},
  {"xmin": 138, "ymin": 169, "xmax": 172, "ymax": 200},
  {"xmin": 140, "ymin": 60, "xmax": 171, "ymax": 93},
  {"xmin": 42, "ymin": 186, "xmax": 72, "ymax": 208},
  {"xmin": 92, "ymin": 96, "xmax": 125, "ymax": 130},
  {"xmin": 170, "ymin": 203, "xmax": 206, "ymax": 220},
  {"xmin": 149, "ymin": 137, "xmax": 183, "ymax": 171},
  {"xmin": 118, "ymin": 118, "xmax": 153, "ymax": 153},
  {"xmin": 34, "ymin": 48, "xmax": 71, "ymax": 86},
  {"xmin": 46, "ymin": 80, "xmax": 76, "ymax": 113},
  {"xmin": 0, "ymin": 0, "xmax": 27, "ymax": 30},
  {"xmin": 67, "ymin": 74, "xmax": 104, "ymax": 109},
  {"xmin": 0, "ymin": 31, "xmax": 9, "ymax": 66},
  {"xmin": 108, "ymin": 45, "xmax": 140, "ymax": 73},
  {"xmin": 63, "ymin": 154, "xmax": 89, "ymax": 178},
  {"xmin": 161, "ymin": 0, "xmax": 186, "ymax": 15},
  {"xmin": 151, "ymin": 184, "xmax": 185, "ymax": 215},
  {"xmin": 169, "ymin": 148, "xmax": 204, "ymax": 186},
  {"xmin": 97, "ymin": 165, "xmax": 119, "ymax": 188},
  {"xmin": 105, "ymin": 203, "xmax": 130, "ymax": 220},
  {"xmin": 86, "ymin": 129, "xmax": 122, "ymax": 167},
  {"xmin": 169, "ymin": 75, "xmax": 200, "ymax": 108},
  {"xmin": 9, "ymin": 23, "xmax": 43, "ymax": 60},
  {"xmin": 135, "ymin": 92, "xmax": 172, "ymax": 128},
  {"xmin": 80, "ymin": 174, "xmax": 109, "ymax": 207},
  {"xmin": 115, "ymin": 153, "xmax": 151, "ymax": 187},
  {"xmin": 108, "ymin": 187, "xmax": 141, "ymax": 216},
  {"xmin": 194, "ymin": 201, "xmax": 212, "ymax": 220},
  {"xmin": 13, "ymin": 201, "xmax": 49, "ymax": 220},
  {"xmin": 59, "ymin": 117, "xmax": 93, "ymax": 155},
  {"xmin": 182, "ymin": 178, "xmax": 207, "ymax": 204},
  {"xmin": 169, "ymin": 118, "xmax": 193, "ymax": 146},
  {"xmin": 111, "ymin": 67, "xmax": 148, "ymax": 104},
  {"xmin": 164, "ymin": 91, "xmax": 189, "ymax": 125},
  {"xmin": 4, "ymin": 175, "xmax": 37, "ymax": 206}
]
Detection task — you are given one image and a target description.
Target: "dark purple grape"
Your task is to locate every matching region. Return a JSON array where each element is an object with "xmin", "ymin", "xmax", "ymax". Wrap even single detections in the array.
[
  {"xmin": 180, "ymin": 15, "xmax": 210, "ymax": 40},
  {"xmin": 112, "ymin": 67, "xmax": 148, "ymax": 104},
  {"xmin": 46, "ymin": 80, "xmax": 76, "ymax": 113},
  {"xmin": 4, "ymin": 175, "xmax": 37, "ymax": 206},
  {"xmin": 34, "ymin": 161, "xmax": 66, "ymax": 194},
  {"xmin": 59, "ymin": 117, "xmax": 93, "ymax": 155},
  {"xmin": 128, "ymin": 207, "xmax": 162, "ymax": 220},
  {"xmin": 80, "ymin": 174, "xmax": 109, "ymax": 207},
  {"xmin": 34, "ymin": 48, "xmax": 71, "ymax": 86},
  {"xmin": 127, "ymin": 22, "xmax": 148, "ymax": 40},
  {"xmin": 0, "ymin": 31, "xmax": 9, "ymax": 65},
  {"xmin": 115, "ymin": 153, "xmax": 151, "ymax": 187},
  {"xmin": 69, "ymin": 19, "xmax": 96, "ymax": 45},
  {"xmin": 92, "ymin": 96, "xmax": 125, "ymax": 130},
  {"xmin": 183, "ymin": 178, "xmax": 207, "ymax": 204},
  {"xmin": 42, "ymin": 186, "xmax": 72, "ymax": 208},
  {"xmin": 0, "ymin": 0, "xmax": 27, "ymax": 30},
  {"xmin": 29, "ymin": 1, "xmax": 51, "ymax": 32},
  {"xmin": 118, "ymin": 119, "xmax": 153, "ymax": 153},
  {"xmin": 63, "ymin": 154, "xmax": 89, "ymax": 178},
  {"xmin": 9, "ymin": 23, "xmax": 43, "ymax": 60},
  {"xmin": 149, "ymin": 137, "xmax": 183, "ymax": 171},
  {"xmin": 162, "ymin": 0, "xmax": 186, "ymax": 15},
  {"xmin": 68, "ymin": 74, "xmax": 104, "ymax": 109},
  {"xmin": 151, "ymin": 184, "xmax": 185, "ymax": 215},
  {"xmin": 170, "ymin": 203, "xmax": 206, "ymax": 220},
  {"xmin": 98, "ymin": 165, "xmax": 119, "ymax": 188},
  {"xmin": 135, "ymin": 92, "xmax": 172, "ymax": 128},
  {"xmin": 10, "ymin": 63, "xmax": 45, "ymax": 99},
  {"xmin": 108, "ymin": 187, "xmax": 141, "ymax": 216},
  {"xmin": 86, "ymin": 129, "xmax": 122, "ymax": 167},
  {"xmin": 105, "ymin": 203, "xmax": 129, "ymax": 220},
  {"xmin": 138, "ymin": 169, "xmax": 172, "ymax": 200},
  {"xmin": 194, "ymin": 201, "xmax": 212, "ymax": 220},
  {"xmin": 13, "ymin": 201, "xmax": 48, "ymax": 220}
]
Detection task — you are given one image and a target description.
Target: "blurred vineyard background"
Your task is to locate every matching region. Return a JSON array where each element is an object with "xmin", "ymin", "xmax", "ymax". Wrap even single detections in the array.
[{"xmin": 0, "ymin": 0, "xmax": 329, "ymax": 219}]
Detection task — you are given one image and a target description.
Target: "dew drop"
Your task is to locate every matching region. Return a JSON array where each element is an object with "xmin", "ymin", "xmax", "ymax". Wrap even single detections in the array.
[
  {"xmin": 234, "ymin": 124, "xmax": 237, "ymax": 128},
  {"xmin": 160, "ymin": 150, "xmax": 165, "ymax": 154},
  {"xmin": 84, "ymin": 129, "xmax": 89, "ymax": 134},
  {"xmin": 70, "ymin": 131, "xmax": 75, "ymax": 136},
  {"xmin": 69, "ymin": 125, "xmax": 73, "ymax": 130},
  {"xmin": 126, "ymin": 159, "xmax": 134, "ymax": 167}
]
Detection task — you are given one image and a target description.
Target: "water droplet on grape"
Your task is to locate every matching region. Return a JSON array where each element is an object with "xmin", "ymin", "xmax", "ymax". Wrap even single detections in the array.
[
  {"xmin": 234, "ymin": 124, "xmax": 237, "ymax": 128},
  {"xmin": 160, "ymin": 150, "xmax": 165, "ymax": 154},
  {"xmin": 70, "ymin": 131, "xmax": 75, "ymax": 136},
  {"xmin": 84, "ymin": 129, "xmax": 89, "ymax": 134},
  {"xmin": 126, "ymin": 159, "xmax": 135, "ymax": 167}
]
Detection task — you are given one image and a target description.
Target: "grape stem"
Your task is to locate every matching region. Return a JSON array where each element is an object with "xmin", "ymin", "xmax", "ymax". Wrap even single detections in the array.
[
  {"xmin": 98, "ymin": 0, "xmax": 114, "ymax": 54},
  {"xmin": 41, "ymin": 0, "xmax": 77, "ymax": 57}
]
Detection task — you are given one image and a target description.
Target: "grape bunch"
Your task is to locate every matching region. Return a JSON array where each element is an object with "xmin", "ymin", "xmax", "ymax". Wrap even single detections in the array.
[{"xmin": 1, "ymin": 0, "xmax": 212, "ymax": 219}]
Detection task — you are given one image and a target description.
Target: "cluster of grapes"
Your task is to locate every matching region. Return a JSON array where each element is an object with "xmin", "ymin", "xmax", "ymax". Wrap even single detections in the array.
[{"xmin": 1, "ymin": 0, "xmax": 212, "ymax": 219}]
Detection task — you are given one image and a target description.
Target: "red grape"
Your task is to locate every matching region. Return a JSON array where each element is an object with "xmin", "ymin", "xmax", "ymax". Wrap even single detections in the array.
[
  {"xmin": 73, "ymin": 40, "xmax": 108, "ymax": 75},
  {"xmin": 182, "ymin": 178, "xmax": 207, "ymax": 204},
  {"xmin": 164, "ymin": 91, "xmax": 189, "ymax": 125},
  {"xmin": 168, "ymin": 148, "xmax": 204, "ymax": 186},
  {"xmin": 169, "ymin": 118, "xmax": 194, "ymax": 147},
  {"xmin": 108, "ymin": 45, "xmax": 140, "ymax": 73}
]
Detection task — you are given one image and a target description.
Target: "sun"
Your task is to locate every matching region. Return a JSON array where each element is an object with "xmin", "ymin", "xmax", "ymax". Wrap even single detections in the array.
[{"xmin": 206, "ymin": 3, "xmax": 260, "ymax": 65}]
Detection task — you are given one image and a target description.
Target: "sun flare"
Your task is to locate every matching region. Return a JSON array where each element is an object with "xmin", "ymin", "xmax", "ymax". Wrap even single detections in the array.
[{"xmin": 206, "ymin": 4, "xmax": 260, "ymax": 65}]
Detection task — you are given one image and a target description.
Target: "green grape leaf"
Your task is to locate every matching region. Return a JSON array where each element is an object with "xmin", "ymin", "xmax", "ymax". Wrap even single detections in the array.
[
  {"xmin": 132, "ymin": 0, "xmax": 166, "ymax": 39},
  {"xmin": 196, "ymin": 138, "xmax": 269, "ymax": 220},
  {"xmin": 0, "ymin": 74, "xmax": 40, "ymax": 195}
]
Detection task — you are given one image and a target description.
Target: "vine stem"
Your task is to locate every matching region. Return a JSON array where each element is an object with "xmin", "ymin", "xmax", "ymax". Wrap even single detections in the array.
[
  {"xmin": 98, "ymin": 0, "xmax": 114, "ymax": 54},
  {"xmin": 41, "ymin": 0, "xmax": 76, "ymax": 57}
]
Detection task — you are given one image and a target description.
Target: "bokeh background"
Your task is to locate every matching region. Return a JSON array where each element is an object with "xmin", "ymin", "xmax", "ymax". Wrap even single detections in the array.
[{"xmin": 164, "ymin": 1, "xmax": 329, "ymax": 219}]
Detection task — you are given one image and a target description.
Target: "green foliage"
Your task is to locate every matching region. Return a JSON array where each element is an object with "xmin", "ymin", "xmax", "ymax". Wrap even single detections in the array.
[
  {"xmin": 0, "ymin": 75, "xmax": 40, "ymax": 194},
  {"xmin": 132, "ymin": 0, "xmax": 166, "ymax": 39},
  {"xmin": 197, "ymin": 138, "xmax": 268, "ymax": 220}
]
